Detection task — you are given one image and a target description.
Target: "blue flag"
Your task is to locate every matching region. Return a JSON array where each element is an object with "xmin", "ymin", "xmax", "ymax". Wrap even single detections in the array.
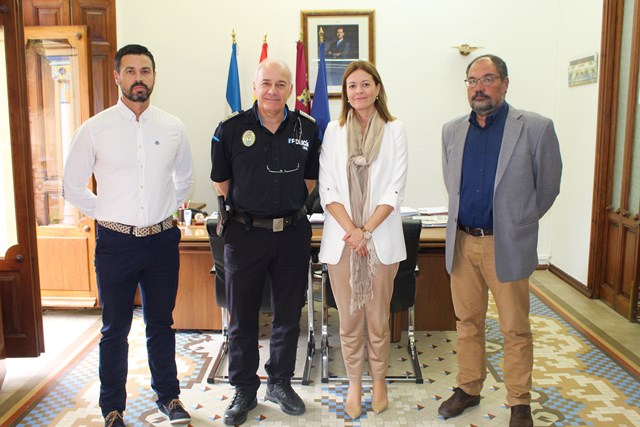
[
  {"xmin": 226, "ymin": 42, "xmax": 241, "ymax": 112},
  {"xmin": 311, "ymin": 42, "xmax": 330, "ymax": 140}
]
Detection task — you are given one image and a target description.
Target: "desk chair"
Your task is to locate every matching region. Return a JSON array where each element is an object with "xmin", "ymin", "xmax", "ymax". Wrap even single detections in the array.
[
  {"xmin": 205, "ymin": 218, "xmax": 315, "ymax": 385},
  {"xmin": 320, "ymin": 218, "xmax": 423, "ymax": 384}
]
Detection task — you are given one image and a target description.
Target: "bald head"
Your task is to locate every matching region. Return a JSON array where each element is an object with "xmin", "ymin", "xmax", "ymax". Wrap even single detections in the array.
[
  {"xmin": 254, "ymin": 59, "xmax": 292, "ymax": 86},
  {"xmin": 253, "ymin": 58, "xmax": 293, "ymax": 117}
]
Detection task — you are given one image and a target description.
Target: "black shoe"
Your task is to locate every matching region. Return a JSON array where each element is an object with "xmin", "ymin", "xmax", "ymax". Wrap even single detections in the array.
[
  {"xmin": 159, "ymin": 399, "xmax": 191, "ymax": 424},
  {"xmin": 510, "ymin": 404, "xmax": 533, "ymax": 427},
  {"xmin": 104, "ymin": 410, "xmax": 125, "ymax": 427},
  {"xmin": 266, "ymin": 382, "xmax": 306, "ymax": 416},
  {"xmin": 224, "ymin": 390, "xmax": 258, "ymax": 426},
  {"xmin": 438, "ymin": 387, "xmax": 481, "ymax": 419}
]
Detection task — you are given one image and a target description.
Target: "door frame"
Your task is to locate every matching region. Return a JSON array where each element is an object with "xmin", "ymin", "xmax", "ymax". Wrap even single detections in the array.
[{"xmin": 0, "ymin": 0, "xmax": 45, "ymax": 356}]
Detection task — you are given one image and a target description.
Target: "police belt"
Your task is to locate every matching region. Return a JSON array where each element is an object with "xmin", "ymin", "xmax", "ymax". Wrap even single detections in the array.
[{"xmin": 231, "ymin": 209, "xmax": 305, "ymax": 232}]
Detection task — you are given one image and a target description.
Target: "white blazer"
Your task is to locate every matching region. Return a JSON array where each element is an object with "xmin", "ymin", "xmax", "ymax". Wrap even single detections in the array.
[{"xmin": 319, "ymin": 119, "xmax": 409, "ymax": 265}]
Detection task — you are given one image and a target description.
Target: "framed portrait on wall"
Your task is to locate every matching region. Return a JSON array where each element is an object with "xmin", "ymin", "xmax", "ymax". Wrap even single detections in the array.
[{"xmin": 301, "ymin": 10, "xmax": 375, "ymax": 98}]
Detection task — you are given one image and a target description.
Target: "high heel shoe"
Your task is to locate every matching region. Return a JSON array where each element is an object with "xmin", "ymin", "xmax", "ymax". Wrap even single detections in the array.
[
  {"xmin": 372, "ymin": 380, "xmax": 388, "ymax": 414},
  {"xmin": 345, "ymin": 383, "xmax": 362, "ymax": 419}
]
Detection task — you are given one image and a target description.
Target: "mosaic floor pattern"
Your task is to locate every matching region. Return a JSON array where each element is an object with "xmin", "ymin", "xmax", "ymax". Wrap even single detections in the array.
[{"xmin": 2, "ymin": 282, "xmax": 640, "ymax": 426}]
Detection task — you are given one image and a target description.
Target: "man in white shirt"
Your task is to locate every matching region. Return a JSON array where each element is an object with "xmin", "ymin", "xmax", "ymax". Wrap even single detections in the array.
[{"xmin": 63, "ymin": 44, "xmax": 193, "ymax": 427}]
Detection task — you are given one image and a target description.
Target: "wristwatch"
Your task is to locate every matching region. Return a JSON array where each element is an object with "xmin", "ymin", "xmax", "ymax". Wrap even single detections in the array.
[{"xmin": 361, "ymin": 227, "xmax": 372, "ymax": 240}]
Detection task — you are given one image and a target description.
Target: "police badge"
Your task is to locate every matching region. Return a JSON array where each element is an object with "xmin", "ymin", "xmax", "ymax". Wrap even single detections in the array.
[{"xmin": 242, "ymin": 130, "xmax": 256, "ymax": 147}]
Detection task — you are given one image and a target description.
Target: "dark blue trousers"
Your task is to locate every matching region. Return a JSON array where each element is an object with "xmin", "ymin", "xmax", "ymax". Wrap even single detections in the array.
[
  {"xmin": 94, "ymin": 225, "xmax": 181, "ymax": 416},
  {"xmin": 224, "ymin": 217, "xmax": 311, "ymax": 395}
]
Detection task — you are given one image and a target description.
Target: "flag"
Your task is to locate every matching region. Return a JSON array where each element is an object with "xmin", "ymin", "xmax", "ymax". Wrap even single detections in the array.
[
  {"xmin": 311, "ymin": 42, "xmax": 330, "ymax": 140},
  {"xmin": 295, "ymin": 40, "xmax": 311, "ymax": 114},
  {"xmin": 254, "ymin": 36, "xmax": 268, "ymax": 101},
  {"xmin": 259, "ymin": 37, "xmax": 268, "ymax": 63},
  {"xmin": 226, "ymin": 41, "xmax": 241, "ymax": 112}
]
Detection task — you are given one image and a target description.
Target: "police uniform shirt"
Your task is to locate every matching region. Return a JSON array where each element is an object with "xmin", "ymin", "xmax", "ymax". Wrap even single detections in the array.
[{"xmin": 211, "ymin": 102, "xmax": 320, "ymax": 218}]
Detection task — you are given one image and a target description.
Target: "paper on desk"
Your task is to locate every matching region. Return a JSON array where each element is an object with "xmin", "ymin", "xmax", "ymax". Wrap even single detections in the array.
[
  {"xmin": 400, "ymin": 206, "xmax": 419, "ymax": 216},
  {"xmin": 412, "ymin": 214, "xmax": 448, "ymax": 227},
  {"xmin": 418, "ymin": 206, "xmax": 448, "ymax": 215},
  {"xmin": 308, "ymin": 213, "xmax": 325, "ymax": 223}
]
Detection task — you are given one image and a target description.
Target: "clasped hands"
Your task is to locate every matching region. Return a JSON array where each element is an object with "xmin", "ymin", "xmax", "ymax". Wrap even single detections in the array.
[{"xmin": 343, "ymin": 227, "xmax": 369, "ymax": 257}]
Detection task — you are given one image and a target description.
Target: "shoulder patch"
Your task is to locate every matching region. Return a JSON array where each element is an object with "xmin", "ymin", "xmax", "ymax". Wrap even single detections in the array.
[{"xmin": 296, "ymin": 109, "xmax": 316, "ymax": 124}]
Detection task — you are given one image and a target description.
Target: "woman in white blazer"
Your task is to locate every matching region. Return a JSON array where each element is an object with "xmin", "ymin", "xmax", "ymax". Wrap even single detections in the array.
[{"xmin": 318, "ymin": 61, "xmax": 408, "ymax": 419}]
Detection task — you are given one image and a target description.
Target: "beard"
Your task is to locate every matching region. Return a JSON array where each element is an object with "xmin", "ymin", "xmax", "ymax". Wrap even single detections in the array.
[
  {"xmin": 122, "ymin": 82, "xmax": 153, "ymax": 102},
  {"xmin": 470, "ymin": 92, "xmax": 499, "ymax": 116}
]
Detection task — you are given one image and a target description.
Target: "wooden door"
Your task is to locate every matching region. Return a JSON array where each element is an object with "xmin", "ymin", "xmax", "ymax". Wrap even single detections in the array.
[
  {"xmin": 590, "ymin": 0, "xmax": 640, "ymax": 321},
  {"xmin": 23, "ymin": 0, "xmax": 118, "ymax": 113},
  {"xmin": 0, "ymin": 0, "xmax": 45, "ymax": 357},
  {"xmin": 25, "ymin": 26, "xmax": 98, "ymax": 307}
]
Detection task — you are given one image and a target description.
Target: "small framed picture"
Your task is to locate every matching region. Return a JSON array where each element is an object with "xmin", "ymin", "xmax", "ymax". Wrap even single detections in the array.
[
  {"xmin": 301, "ymin": 10, "xmax": 375, "ymax": 98},
  {"xmin": 568, "ymin": 54, "xmax": 598, "ymax": 87}
]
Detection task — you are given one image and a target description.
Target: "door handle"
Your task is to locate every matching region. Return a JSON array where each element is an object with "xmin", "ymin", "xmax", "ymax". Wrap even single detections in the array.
[
  {"xmin": 83, "ymin": 225, "xmax": 91, "ymax": 232},
  {"xmin": 0, "ymin": 5, "xmax": 9, "ymax": 14},
  {"xmin": 15, "ymin": 254, "xmax": 24, "ymax": 263}
]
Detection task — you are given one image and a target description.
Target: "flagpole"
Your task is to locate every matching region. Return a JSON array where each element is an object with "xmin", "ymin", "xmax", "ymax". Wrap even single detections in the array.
[{"xmin": 226, "ymin": 30, "xmax": 242, "ymax": 113}]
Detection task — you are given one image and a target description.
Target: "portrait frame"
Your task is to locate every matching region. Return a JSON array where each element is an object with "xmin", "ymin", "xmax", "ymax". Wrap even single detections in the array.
[{"xmin": 301, "ymin": 10, "xmax": 375, "ymax": 98}]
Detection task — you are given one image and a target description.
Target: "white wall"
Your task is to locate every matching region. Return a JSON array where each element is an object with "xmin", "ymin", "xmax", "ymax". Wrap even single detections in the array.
[
  {"xmin": 115, "ymin": 0, "xmax": 602, "ymax": 284},
  {"xmin": 549, "ymin": 0, "xmax": 603, "ymax": 283}
]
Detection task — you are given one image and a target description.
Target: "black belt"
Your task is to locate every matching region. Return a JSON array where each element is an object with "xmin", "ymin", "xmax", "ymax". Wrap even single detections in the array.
[
  {"xmin": 458, "ymin": 224, "xmax": 493, "ymax": 237},
  {"xmin": 231, "ymin": 210, "xmax": 306, "ymax": 232}
]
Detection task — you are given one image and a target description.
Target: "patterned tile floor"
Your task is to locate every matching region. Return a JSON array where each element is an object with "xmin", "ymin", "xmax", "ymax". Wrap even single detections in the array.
[{"xmin": 1, "ymin": 274, "xmax": 640, "ymax": 426}]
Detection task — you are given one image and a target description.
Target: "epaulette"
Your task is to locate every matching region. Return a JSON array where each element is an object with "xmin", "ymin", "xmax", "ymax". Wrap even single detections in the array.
[
  {"xmin": 296, "ymin": 109, "xmax": 316, "ymax": 124},
  {"xmin": 221, "ymin": 110, "xmax": 242, "ymax": 123}
]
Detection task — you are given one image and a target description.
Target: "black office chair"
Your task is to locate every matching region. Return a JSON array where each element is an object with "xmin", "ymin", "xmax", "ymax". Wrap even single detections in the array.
[
  {"xmin": 320, "ymin": 218, "xmax": 423, "ymax": 384},
  {"xmin": 205, "ymin": 218, "xmax": 315, "ymax": 385}
]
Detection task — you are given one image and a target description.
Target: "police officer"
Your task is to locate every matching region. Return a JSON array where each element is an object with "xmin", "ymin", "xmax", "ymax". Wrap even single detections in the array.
[{"xmin": 210, "ymin": 58, "xmax": 321, "ymax": 426}]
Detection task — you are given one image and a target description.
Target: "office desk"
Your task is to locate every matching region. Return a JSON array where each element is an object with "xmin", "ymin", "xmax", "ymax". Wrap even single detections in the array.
[
  {"xmin": 173, "ymin": 226, "xmax": 221, "ymax": 330},
  {"xmin": 174, "ymin": 225, "xmax": 456, "ymax": 332}
]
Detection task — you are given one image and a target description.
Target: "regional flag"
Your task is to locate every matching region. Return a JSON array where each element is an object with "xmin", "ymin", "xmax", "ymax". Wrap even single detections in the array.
[
  {"xmin": 226, "ymin": 40, "xmax": 241, "ymax": 113},
  {"xmin": 295, "ymin": 40, "xmax": 311, "ymax": 114},
  {"xmin": 311, "ymin": 41, "xmax": 330, "ymax": 140}
]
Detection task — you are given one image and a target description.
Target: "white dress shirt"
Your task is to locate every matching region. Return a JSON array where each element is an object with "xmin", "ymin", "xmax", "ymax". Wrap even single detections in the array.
[{"xmin": 63, "ymin": 99, "xmax": 193, "ymax": 226}]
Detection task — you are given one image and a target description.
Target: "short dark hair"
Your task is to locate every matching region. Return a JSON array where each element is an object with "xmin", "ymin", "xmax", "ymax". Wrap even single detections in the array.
[
  {"xmin": 466, "ymin": 54, "xmax": 508, "ymax": 79},
  {"xmin": 115, "ymin": 44, "xmax": 155, "ymax": 72}
]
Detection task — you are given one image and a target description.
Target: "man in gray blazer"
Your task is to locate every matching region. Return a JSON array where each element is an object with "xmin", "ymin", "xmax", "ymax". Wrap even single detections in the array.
[{"xmin": 439, "ymin": 54, "xmax": 562, "ymax": 427}]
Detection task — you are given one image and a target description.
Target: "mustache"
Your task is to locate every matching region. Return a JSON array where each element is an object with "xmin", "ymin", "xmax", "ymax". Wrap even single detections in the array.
[
  {"xmin": 130, "ymin": 81, "xmax": 149, "ymax": 91},
  {"xmin": 472, "ymin": 92, "xmax": 490, "ymax": 101}
]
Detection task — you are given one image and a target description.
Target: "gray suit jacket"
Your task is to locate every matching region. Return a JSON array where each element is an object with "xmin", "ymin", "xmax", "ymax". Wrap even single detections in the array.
[{"xmin": 442, "ymin": 105, "xmax": 562, "ymax": 282}]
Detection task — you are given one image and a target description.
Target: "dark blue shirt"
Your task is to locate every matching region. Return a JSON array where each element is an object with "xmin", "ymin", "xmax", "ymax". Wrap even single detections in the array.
[
  {"xmin": 210, "ymin": 102, "xmax": 321, "ymax": 218},
  {"xmin": 458, "ymin": 102, "xmax": 509, "ymax": 229}
]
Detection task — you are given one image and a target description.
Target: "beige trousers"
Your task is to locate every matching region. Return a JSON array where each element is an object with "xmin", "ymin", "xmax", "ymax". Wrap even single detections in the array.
[
  {"xmin": 450, "ymin": 231, "xmax": 533, "ymax": 406},
  {"xmin": 327, "ymin": 246, "xmax": 398, "ymax": 383}
]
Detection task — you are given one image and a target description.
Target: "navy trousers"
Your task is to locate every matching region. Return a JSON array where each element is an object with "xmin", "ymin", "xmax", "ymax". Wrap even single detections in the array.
[
  {"xmin": 94, "ymin": 224, "xmax": 181, "ymax": 416},
  {"xmin": 224, "ymin": 217, "xmax": 311, "ymax": 395}
]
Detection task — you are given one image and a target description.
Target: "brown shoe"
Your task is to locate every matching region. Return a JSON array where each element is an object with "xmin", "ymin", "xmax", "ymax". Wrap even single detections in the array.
[
  {"xmin": 510, "ymin": 404, "xmax": 533, "ymax": 427},
  {"xmin": 438, "ymin": 387, "xmax": 480, "ymax": 419}
]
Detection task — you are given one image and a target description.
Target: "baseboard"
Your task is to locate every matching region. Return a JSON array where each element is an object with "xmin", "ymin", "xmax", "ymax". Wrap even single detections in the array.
[{"xmin": 548, "ymin": 264, "xmax": 592, "ymax": 298}]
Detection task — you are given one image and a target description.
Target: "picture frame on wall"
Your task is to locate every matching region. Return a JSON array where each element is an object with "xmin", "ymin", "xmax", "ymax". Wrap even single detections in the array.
[{"xmin": 301, "ymin": 9, "xmax": 375, "ymax": 98}]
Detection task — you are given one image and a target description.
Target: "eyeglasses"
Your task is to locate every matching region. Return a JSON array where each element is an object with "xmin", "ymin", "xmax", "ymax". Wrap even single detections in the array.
[
  {"xmin": 266, "ymin": 163, "xmax": 300, "ymax": 174},
  {"xmin": 464, "ymin": 74, "xmax": 499, "ymax": 88}
]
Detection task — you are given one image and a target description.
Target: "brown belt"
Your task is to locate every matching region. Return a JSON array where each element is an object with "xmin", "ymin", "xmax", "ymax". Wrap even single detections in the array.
[
  {"xmin": 458, "ymin": 224, "xmax": 493, "ymax": 237},
  {"xmin": 97, "ymin": 217, "xmax": 175, "ymax": 237},
  {"xmin": 231, "ymin": 210, "xmax": 305, "ymax": 232}
]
